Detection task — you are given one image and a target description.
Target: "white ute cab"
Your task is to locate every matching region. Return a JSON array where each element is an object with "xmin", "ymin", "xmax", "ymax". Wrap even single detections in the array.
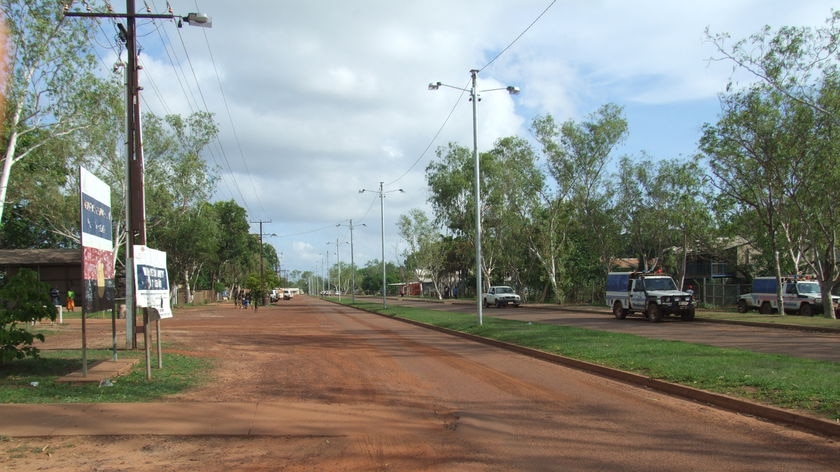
[{"xmin": 483, "ymin": 286, "xmax": 522, "ymax": 308}]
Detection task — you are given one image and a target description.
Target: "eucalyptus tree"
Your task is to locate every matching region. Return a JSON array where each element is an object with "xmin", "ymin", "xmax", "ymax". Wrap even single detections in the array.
[
  {"xmin": 0, "ymin": 0, "xmax": 103, "ymax": 226},
  {"xmin": 617, "ymin": 156, "xmax": 713, "ymax": 286},
  {"xmin": 532, "ymin": 104, "xmax": 628, "ymax": 302},
  {"xmin": 707, "ymin": 10, "xmax": 839, "ymax": 121},
  {"xmin": 616, "ymin": 155, "xmax": 672, "ymax": 272},
  {"xmin": 482, "ymin": 136, "xmax": 542, "ymax": 291},
  {"xmin": 210, "ymin": 200, "xmax": 252, "ymax": 293},
  {"xmin": 398, "ymin": 208, "xmax": 446, "ymax": 298},
  {"xmin": 426, "ymin": 137, "xmax": 542, "ymax": 295},
  {"xmin": 779, "ymin": 74, "xmax": 840, "ymax": 318},
  {"xmin": 703, "ymin": 12, "xmax": 840, "ymax": 317},
  {"xmin": 700, "ymin": 87, "xmax": 793, "ymax": 273},
  {"xmin": 425, "ymin": 142, "xmax": 481, "ymax": 289},
  {"xmin": 150, "ymin": 202, "xmax": 220, "ymax": 304}
]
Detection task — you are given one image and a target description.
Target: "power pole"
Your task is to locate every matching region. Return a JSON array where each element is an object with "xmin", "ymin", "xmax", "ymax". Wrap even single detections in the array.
[
  {"xmin": 65, "ymin": 2, "xmax": 211, "ymax": 348},
  {"xmin": 251, "ymin": 219, "xmax": 272, "ymax": 310}
]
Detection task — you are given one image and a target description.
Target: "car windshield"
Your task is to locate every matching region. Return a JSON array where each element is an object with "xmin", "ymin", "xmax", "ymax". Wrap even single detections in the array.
[
  {"xmin": 644, "ymin": 278, "xmax": 677, "ymax": 291},
  {"xmin": 797, "ymin": 282, "xmax": 820, "ymax": 295},
  {"xmin": 496, "ymin": 287, "xmax": 513, "ymax": 294}
]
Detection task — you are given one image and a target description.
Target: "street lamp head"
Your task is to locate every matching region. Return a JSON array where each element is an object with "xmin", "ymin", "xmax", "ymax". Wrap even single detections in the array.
[
  {"xmin": 428, "ymin": 82, "xmax": 442, "ymax": 91},
  {"xmin": 181, "ymin": 12, "xmax": 212, "ymax": 28},
  {"xmin": 358, "ymin": 189, "xmax": 366, "ymax": 194},
  {"xmin": 506, "ymin": 85, "xmax": 520, "ymax": 95}
]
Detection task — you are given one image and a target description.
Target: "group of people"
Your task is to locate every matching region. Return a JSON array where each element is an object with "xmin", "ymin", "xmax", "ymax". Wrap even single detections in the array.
[
  {"xmin": 49, "ymin": 287, "xmax": 75, "ymax": 311},
  {"xmin": 232, "ymin": 288, "xmax": 255, "ymax": 310}
]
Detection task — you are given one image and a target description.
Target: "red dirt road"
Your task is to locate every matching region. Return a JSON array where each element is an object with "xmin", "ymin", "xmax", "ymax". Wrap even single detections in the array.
[{"xmin": 2, "ymin": 296, "xmax": 838, "ymax": 471}]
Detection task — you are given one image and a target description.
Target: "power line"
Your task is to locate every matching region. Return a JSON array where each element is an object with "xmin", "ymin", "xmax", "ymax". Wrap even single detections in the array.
[
  {"xmin": 480, "ymin": 0, "xmax": 557, "ymax": 73},
  {"xmin": 388, "ymin": 0, "xmax": 556, "ymax": 188}
]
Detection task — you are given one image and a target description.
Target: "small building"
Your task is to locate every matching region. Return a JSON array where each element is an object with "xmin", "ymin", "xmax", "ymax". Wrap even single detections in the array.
[{"xmin": 0, "ymin": 249, "xmax": 82, "ymax": 303}]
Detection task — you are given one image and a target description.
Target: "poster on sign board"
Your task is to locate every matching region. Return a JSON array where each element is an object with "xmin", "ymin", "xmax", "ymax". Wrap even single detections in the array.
[
  {"xmin": 133, "ymin": 245, "xmax": 172, "ymax": 319},
  {"xmin": 80, "ymin": 167, "xmax": 115, "ymax": 313}
]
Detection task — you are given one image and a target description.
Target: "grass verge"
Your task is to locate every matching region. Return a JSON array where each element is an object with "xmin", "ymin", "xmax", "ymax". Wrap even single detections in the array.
[
  {"xmin": 350, "ymin": 301, "xmax": 839, "ymax": 421},
  {"xmin": 0, "ymin": 349, "xmax": 212, "ymax": 403}
]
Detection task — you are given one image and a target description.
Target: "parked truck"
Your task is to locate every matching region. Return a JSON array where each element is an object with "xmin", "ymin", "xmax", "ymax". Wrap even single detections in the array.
[
  {"xmin": 736, "ymin": 276, "xmax": 839, "ymax": 316},
  {"xmin": 483, "ymin": 285, "xmax": 522, "ymax": 308},
  {"xmin": 606, "ymin": 272, "xmax": 695, "ymax": 322}
]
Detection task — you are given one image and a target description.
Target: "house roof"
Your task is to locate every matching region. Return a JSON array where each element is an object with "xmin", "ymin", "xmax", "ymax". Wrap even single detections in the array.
[{"xmin": 0, "ymin": 249, "xmax": 81, "ymax": 265}]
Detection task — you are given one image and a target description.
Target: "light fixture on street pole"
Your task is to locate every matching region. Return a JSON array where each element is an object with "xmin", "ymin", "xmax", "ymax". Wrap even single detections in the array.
[
  {"xmin": 338, "ymin": 219, "xmax": 366, "ymax": 303},
  {"xmin": 360, "ymin": 182, "xmax": 404, "ymax": 309},
  {"xmin": 327, "ymin": 238, "xmax": 349, "ymax": 301},
  {"xmin": 429, "ymin": 69, "xmax": 519, "ymax": 325}
]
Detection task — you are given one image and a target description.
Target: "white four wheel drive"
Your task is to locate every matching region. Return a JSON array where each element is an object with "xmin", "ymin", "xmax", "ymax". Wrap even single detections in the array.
[
  {"xmin": 606, "ymin": 271, "xmax": 695, "ymax": 322},
  {"xmin": 483, "ymin": 285, "xmax": 522, "ymax": 308}
]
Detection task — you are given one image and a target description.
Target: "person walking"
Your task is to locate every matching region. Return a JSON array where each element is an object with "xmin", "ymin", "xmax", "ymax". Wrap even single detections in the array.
[{"xmin": 66, "ymin": 289, "xmax": 75, "ymax": 312}]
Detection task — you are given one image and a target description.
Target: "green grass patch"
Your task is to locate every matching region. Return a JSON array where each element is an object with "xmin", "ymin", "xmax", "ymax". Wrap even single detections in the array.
[
  {"xmin": 349, "ymin": 301, "xmax": 840, "ymax": 420},
  {"xmin": 0, "ymin": 349, "xmax": 212, "ymax": 403}
]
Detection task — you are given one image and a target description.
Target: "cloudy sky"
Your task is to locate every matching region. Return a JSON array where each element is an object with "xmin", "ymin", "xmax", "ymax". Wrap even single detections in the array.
[{"xmin": 88, "ymin": 0, "xmax": 837, "ymax": 278}]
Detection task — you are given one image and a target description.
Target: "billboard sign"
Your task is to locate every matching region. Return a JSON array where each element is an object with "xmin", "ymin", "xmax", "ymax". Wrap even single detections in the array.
[
  {"xmin": 80, "ymin": 167, "xmax": 115, "ymax": 313},
  {"xmin": 133, "ymin": 245, "xmax": 172, "ymax": 319}
]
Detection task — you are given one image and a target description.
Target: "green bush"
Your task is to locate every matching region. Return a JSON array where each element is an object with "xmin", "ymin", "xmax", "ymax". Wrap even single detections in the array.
[{"xmin": 0, "ymin": 268, "xmax": 57, "ymax": 364}]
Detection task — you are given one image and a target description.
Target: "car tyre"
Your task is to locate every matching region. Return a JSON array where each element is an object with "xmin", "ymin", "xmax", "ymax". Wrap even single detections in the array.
[
  {"xmin": 646, "ymin": 302, "xmax": 663, "ymax": 322},
  {"xmin": 612, "ymin": 301, "xmax": 627, "ymax": 320},
  {"xmin": 736, "ymin": 299, "xmax": 749, "ymax": 313},
  {"xmin": 759, "ymin": 301, "xmax": 773, "ymax": 314},
  {"xmin": 799, "ymin": 303, "xmax": 813, "ymax": 317},
  {"xmin": 681, "ymin": 308, "xmax": 695, "ymax": 321}
]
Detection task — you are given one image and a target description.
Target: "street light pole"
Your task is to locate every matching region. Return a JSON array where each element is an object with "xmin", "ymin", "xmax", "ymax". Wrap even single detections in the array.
[
  {"xmin": 325, "ymin": 248, "xmax": 331, "ymax": 295},
  {"xmin": 378, "ymin": 182, "xmax": 385, "ymax": 308},
  {"xmin": 470, "ymin": 70, "xmax": 482, "ymax": 325},
  {"xmin": 428, "ymin": 70, "xmax": 519, "ymax": 325},
  {"xmin": 360, "ymin": 182, "xmax": 404, "ymax": 309},
  {"xmin": 328, "ymin": 238, "xmax": 348, "ymax": 301},
  {"xmin": 338, "ymin": 219, "xmax": 365, "ymax": 303}
]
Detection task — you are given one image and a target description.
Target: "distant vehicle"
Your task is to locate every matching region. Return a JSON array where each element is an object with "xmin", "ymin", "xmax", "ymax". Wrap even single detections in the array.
[
  {"xmin": 269, "ymin": 289, "xmax": 279, "ymax": 302},
  {"xmin": 283, "ymin": 289, "xmax": 293, "ymax": 300},
  {"xmin": 606, "ymin": 271, "xmax": 695, "ymax": 322},
  {"xmin": 483, "ymin": 285, "xmax": 521, "ymax": 308},
  {"xmin": 737, "ymin": 276, "xmax": 839, "ymax": 316}
]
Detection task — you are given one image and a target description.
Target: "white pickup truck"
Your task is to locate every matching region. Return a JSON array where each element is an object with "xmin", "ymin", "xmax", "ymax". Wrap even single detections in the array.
[
  {"xmin": 737, "ymin": 276, "xmax": 839, "ymax": 316},
  {"xmin": 483, "ymin": 286, "xmax": 522, "ymax": 308},
  {"xmin": 606, "ymin": 272, "xmax": 695, "ymax": 322}
]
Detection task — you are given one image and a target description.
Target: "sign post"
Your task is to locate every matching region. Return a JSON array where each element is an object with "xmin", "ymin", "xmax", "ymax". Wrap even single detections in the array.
[
  {"xmin": 80, "ymin": 167, "xmax": 115, "ymax": 375},
  {"xmin": 133, "ymin": 245, "xmax": 171, "ymax": 379}
]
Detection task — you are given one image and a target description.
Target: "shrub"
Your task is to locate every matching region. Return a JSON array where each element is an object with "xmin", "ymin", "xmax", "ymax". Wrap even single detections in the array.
[{"xmin": 0, "ymin": 268, "xmax": 57, "ymax": 364}]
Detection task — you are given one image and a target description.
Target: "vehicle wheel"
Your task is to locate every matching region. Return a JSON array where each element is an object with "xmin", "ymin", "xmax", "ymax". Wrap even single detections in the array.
[
  {"xmin": 612, "ymin": 301, "xmax": 627, "ymax": 320},
  {"xmin": 496, "ymin": 300, "xmax": 503, "ymax": 308},
  {"xmin": 646, "ymin": 302, "xmax": 663, "ymax": 322},
  {"xmin": 736, "ymin": 299, "xmax": 748, "ymax": 313},
  {"xmin": 759, "ymin": 301, "xmax": 772, "ymax": 314},
  {"xmin": 483, "ymin": 298, "xmax": 490, "ymax": 308},
  {"xmin": 513, "ymin": 303, "xmax": 520, "ymax": 308},
  {"xmin": 681, "ymin": 308, "xmax": 695, "ymax": 321},
  {"xmin": 799, "ymin": 303, "xmax": 813, "ymax": 317}
]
